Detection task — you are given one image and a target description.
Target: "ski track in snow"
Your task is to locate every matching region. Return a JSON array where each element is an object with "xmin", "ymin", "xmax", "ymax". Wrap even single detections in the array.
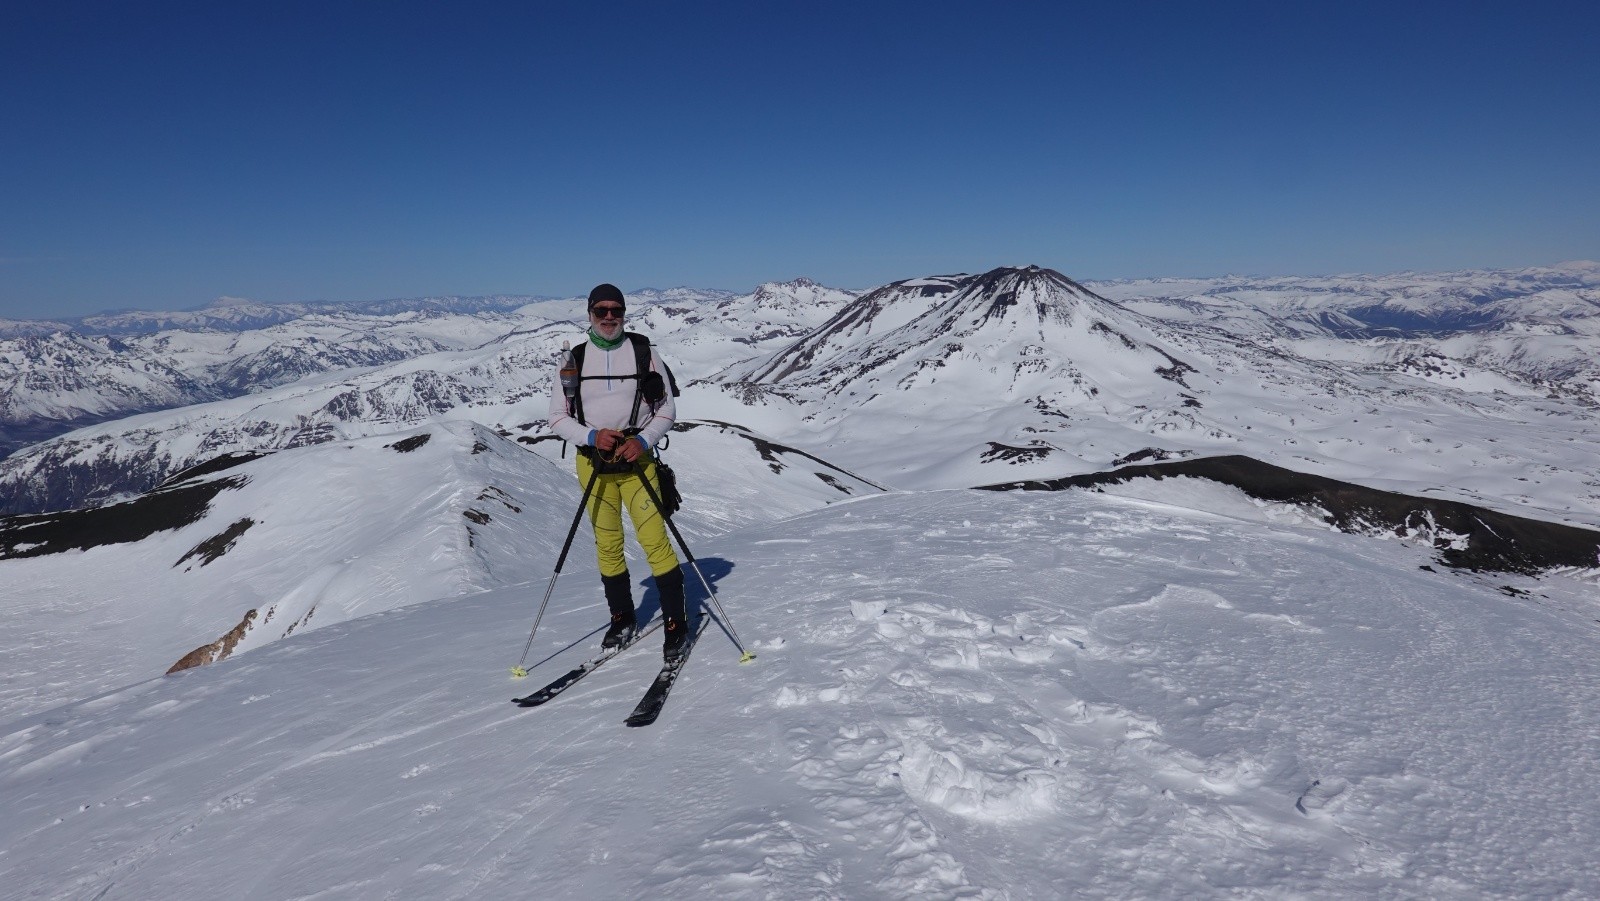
[{"xmin": 2, "ymin": 488, "xmax": 1599, "ymax": 898}]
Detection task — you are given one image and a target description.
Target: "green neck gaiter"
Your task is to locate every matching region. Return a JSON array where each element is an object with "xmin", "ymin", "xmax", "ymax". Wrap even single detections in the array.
[{"xmin": 588, "ymin": 327, "xmax": 626, "ymax": 351}]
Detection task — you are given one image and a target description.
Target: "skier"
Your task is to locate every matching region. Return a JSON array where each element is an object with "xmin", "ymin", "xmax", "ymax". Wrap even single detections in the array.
[{"xmin": 546, "ymin": 283, "xmax": 689, "ymax": 660}]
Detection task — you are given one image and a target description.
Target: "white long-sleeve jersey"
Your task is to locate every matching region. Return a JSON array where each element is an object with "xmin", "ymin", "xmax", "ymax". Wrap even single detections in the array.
[{"xmin": 547, "ymin": 336, "xmax": 676, "ymax": 449}]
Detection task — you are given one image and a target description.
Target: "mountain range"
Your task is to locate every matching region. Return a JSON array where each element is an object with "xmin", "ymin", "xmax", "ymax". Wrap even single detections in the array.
[
  {"xmin": 2, "ymin": 262, "xmax": 1599, "ymax": 898},
  {"xmin": 4, "ymin": 264, "xmax": 1599, "ymax": 521}
]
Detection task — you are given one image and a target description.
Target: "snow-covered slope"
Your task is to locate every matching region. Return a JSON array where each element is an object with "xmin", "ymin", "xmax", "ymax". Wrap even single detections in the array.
[
  {"xmin": 0, "ymin": 332, "xmax": 217, "ymax": 456},
  {"xmin": 4, "ymin": 483, "xmax": 1597, "ymax": 898},
  {"xmin": 0, "ymin": 328, "xmax": 568, "ymax": 514},
  {"xmin": 0, "ymin": 414, "xmax": 880, "ymax": 722},
  {"xmin": 696, "ymin": 266, "xmax": 1600, "ymax": 528},
  {"xmin": 0, "ymin": 422, "xmax": 575, "ymax": 721},
  {"xmin": 0, "ymin": 289, "xmax": 746, "ymax": 456},
  {"xmin": 0, "ymin": 311, "xmax": 535, "ymax": 457},
  {"xmin": 519, "ymin": 418, "xmax": 883, "ymax": 539}
]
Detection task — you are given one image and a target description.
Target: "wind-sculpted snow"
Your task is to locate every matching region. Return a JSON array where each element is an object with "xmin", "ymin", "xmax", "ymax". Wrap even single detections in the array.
[{"xmin": 3, "ymin": 488, "xmax": 1597, "ymax": 898}]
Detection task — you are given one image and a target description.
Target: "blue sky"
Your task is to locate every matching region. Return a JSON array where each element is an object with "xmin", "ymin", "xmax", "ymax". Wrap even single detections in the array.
[{"xmin": 2, "ymin": 1, "xmax": 1597, "ymax": 319}]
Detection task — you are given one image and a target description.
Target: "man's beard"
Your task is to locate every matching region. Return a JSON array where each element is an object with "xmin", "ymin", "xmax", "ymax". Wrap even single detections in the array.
[{"xmin": 595, "ymin": 319, "xmax": 623, "ymax": 339}]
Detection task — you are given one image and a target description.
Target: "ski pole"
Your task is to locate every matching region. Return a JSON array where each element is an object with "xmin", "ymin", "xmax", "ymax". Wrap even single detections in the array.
[
  {"xmin": 511, "ymin": 461, "xmax": 603, "ymax": 677},
  {"xmin": 633, "ymin": 461, "xmax": 756, "ymax": 663}
]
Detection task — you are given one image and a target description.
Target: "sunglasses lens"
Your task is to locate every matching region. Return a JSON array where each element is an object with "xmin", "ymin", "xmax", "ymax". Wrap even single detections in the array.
[{"xmin": 592, "ymin": 305, "xmax": 623, "ymax": 319}]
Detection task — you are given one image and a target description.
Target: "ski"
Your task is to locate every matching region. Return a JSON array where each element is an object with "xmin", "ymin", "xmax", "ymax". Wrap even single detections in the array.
[
  {"xmin": 512, "ymin": 620, "xmax": 662, "ymax": 707},
  {"xmin": 623, "ymin": 616, "xmax": 707, "ymax": 727}
]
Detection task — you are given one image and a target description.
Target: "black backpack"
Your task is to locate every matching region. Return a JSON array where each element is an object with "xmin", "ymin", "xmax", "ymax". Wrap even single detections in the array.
[{"xmin": 566, "ymin": 331, "xmax": 680, "ymax": 429}]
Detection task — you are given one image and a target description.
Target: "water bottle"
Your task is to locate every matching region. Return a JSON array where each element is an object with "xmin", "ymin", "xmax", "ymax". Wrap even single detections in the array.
[{"xmin": 559, "ymin": 342, "xmax": 579, "ymax": 399}]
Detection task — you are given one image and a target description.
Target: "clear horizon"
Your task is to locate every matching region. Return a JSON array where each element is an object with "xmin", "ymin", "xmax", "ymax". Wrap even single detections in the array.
[
  {"xmin": 11, "ymin": 257, "xmax": 1600, "ymax": 324},
  {"xmin": 3, "ymin": 0, "xmax": 1597, "ymax": 320}
]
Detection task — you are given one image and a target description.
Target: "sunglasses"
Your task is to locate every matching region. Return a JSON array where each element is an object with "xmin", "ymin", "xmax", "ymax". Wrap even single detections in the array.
[{"xmin": 591, "ymin": 305, "xmax": 624, "ymax": 319}]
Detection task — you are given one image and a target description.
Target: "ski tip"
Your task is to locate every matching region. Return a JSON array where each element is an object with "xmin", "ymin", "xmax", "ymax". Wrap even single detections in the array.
[
  {"xmin": 739, "ymin": 651, "xmax": 757, "ymax": 664},
  {"xmin": 510, "ymin": 666, "xmax": 529, "ymax": 679}
]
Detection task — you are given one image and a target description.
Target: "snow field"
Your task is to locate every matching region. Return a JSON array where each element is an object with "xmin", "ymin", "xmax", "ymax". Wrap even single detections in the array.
[
  {"xmin": 0, "ymin": 422, "xmax": 578, "ymax": 721},
  {"xmin": 4, "ymin": 485, "xmax": 1597, "ymax": 898},
  {"xmin": 0, "ymin": 416, "xmax": 879, "ymax": 724}
]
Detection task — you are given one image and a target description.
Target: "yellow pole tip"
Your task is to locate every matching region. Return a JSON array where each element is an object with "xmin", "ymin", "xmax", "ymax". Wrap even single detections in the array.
[
  {"xmin": 510, "ymin": 667, "xmax": 528, "ymax": 679},
  {"xmin": 739, "ymin": 651, "xmax": 757, "ymax": 664}
]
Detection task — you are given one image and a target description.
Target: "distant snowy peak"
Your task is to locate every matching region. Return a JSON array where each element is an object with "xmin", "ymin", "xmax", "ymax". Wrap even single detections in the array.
[
  {"xmin": 743, "ymin": 278, "xmax": 860, "ymax": 322},
  {"xmin": 749, "ymin": 276, "xmax": 852, "ymax": 305},
  {"xmin": 921, "ymin": 265, "xmax": 1127, "ymax": 331},
  {"xmin": 1547, "ymin": 260, "xmax": 1600, "ymax": 275},
  {"xmin": 725, "ymin": 273, "xmax": 969, "ymax": 384},
  {"xmin": 724, "ymin": 265, "xmax": 1196, "ymax": 404},
  {"xmin": 0, "ymin": 332, "xmax": 216, "ymax": 456},
  {"xmin": 0, "ymin": 317, "xmax": 75, "ymax": 338},
  {"xmin": 629, "ymin": 278, "xmax": 858, "ymax": 354},
  {"xmin": 55, "ymin": 295, "xmax": 556, "ymax": 337},
  {"xmin": 624, "ymin": 286, "xmax": 740, "ymax": 306}
]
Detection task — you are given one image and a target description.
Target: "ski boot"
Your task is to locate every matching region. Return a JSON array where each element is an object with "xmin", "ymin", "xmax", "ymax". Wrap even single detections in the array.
[
  {"xmin": 657, "ymin": 567, "xmax": 688, "ymax": 661},
  {"xmin": 663, "ymin": 617, "xmax": 689, "ymax": 662},
  {"xmin": 601, "ymin": 572, "xmax": 636, "ymax": 649}
]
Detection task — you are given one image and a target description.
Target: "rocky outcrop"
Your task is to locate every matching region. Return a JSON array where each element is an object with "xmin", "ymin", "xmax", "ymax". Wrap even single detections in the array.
[
  {"xmin": 167, "ymin": 608, "xmax": 256, "ymax": 674},
  {"xmin": 0, "ymin": 475, "xmax": 246, "ymax": 560},
  {"xmin": 981, "ymin": 454, "xmax": 1600, "ymax": 575}
]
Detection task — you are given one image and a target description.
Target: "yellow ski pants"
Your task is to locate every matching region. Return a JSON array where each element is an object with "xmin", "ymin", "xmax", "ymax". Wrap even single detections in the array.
[{"xmin": 576, "ymin": 455, "xmax": 679, "ymax": 579}]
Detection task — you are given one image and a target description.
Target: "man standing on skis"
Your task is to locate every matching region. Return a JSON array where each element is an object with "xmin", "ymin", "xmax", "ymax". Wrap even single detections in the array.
[{"xmin": 546, "ymin": 283, "xmax": 689, "ymax": 661}]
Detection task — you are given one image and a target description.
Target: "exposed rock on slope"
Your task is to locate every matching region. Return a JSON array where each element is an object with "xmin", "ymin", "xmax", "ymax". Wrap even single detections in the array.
[{"xmin": 982, "ymin": 454, "xmax": 1600, "ymax": 574}]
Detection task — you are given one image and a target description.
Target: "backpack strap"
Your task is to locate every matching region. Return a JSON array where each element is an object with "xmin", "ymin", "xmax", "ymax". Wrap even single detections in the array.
[
  {"xmin": 566, "ymin": 332, "xmax": 663, "ymax": 429},
  {"xmin": 625, "ymin": 333, "xmax": 652, "ymax": 430}
]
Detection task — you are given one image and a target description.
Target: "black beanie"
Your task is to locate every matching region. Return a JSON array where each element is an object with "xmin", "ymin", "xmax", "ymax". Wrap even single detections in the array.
[{"xmin": 587, "ymin": 283, "xmax": 625, "ymax": 311}]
